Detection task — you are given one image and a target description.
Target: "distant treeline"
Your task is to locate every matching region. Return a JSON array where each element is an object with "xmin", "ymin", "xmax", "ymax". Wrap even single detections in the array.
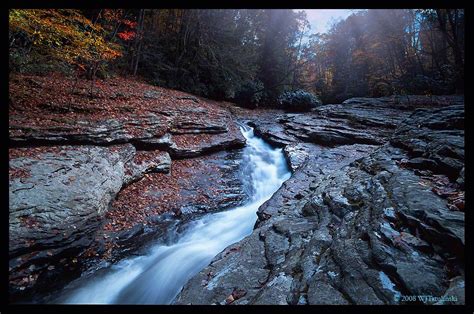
[
  {"xmin": 9, "ymin": 9, "xmax": 464, "ymax": 106},
  {"xmin": 302, "ymin": 9, "xmax": 464, "ymax": 103}
]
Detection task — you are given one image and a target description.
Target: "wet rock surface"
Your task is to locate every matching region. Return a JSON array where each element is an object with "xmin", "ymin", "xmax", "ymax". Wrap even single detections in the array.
[
  {"xmin": 102, "ymin": 149, "xmax": 248, "ymax": 240},
  {"xmin": 169, "ymin": 122, "xmax": 245, "ymax": 158},
  {"xmin": 176, "ymin": 97, "xmax": 464, "ymax": 305},
  {"xmin": 9, "ymin": 145, "xmax": 135, "ymax": 298},
  {"xmin": 390, "ymin": 105, "xmax": 464, "ymax": 180},
  {"xmin": 9, "ymin": 78, "xmax": 464, "ymax": 305},
  {"xmin": 240, "ymin": 95, "xmax": 463, "ymax": 151},
  {"xmin": 9, "ymin": 75, "xmax": 247, "ymax": 302},
  {"xmin": 9, "ymin": 145, "xmax": 136, "ymax": 255},
  {"xmin": 10, "ymin": 108, "xmax": 245, "ymax": 155},
  {"xmin": 10, "ymin": 146, "xmax": 246, "ymax": 302}
]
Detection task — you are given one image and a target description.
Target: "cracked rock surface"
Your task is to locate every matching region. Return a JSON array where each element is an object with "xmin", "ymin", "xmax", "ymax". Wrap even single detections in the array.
[
  {"xmin": 176, "ymin": 97, "xmax": 464, "ymax": 305},
  {"xmin": 9, "ymin": 145, "xmax": 171, "ymax": 297}
]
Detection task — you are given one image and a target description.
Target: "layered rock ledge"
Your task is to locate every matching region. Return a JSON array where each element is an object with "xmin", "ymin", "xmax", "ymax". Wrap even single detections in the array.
[
  {"xmin": 10, "ymin": 75, "xmax": 464, "ymax": 305},
  {"xmin": 9, "ymin": 74, "xmax": 247, "ymax": 301},
  {"xmin": 176, "ymin": 96, "xmax": 464, "ymax": 305}
]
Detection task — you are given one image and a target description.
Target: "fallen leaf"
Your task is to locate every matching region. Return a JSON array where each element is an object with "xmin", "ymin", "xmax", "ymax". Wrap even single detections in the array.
[{"xmin": 225, "ymin": 294, "xmax": 234, "ymax": 304}]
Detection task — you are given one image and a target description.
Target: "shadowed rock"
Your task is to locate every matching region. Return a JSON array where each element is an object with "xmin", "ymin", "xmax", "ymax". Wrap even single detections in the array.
[{"xmin": 176, "ymin": 99, "xmax": 464, "ymax": 305}]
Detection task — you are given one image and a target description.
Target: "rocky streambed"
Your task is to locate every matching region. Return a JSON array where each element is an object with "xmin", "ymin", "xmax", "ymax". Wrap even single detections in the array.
[
  {"xmin": 177, "ymin": 95, "xmax": 465, "ymax": 305},
  {"xmin": 9, "ymin": 76, "xmax": 464, "ymax": 305},
  {"xmin": 9, "ymin": 75, "xmax": 248, "ymax": 302}
]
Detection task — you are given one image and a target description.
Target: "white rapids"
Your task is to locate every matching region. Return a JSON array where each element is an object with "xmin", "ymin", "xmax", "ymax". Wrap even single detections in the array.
[{"xmin": 57, "ymin": 125, "xmax": 291, "ymax": 304}]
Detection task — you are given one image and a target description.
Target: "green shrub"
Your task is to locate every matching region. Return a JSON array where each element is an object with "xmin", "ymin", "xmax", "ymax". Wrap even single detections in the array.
[
  {"xmin": 234, "ymin": 80, "xmax": 264, "ymax": 109},
  {"xmin": 278, "ymin": 90, "xmax": 322, "ymax": 112}
]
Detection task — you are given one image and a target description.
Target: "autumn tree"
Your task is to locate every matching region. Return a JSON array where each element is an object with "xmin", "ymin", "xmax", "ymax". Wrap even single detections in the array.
[
  {"xmin": 9, "ymin": 9, "xmax": 122, "ymax": 81},
  {"xmin": 9, "ymin": 9, "xmax": 463, "ymax": 106},
  {"xmin": 127, "ymin": 9, "xmax": 264, "ymax": 100}
]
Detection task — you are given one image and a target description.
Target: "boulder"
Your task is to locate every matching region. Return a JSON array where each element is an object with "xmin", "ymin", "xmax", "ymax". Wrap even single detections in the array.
[{"xmin": 9, "ymin": 145, "xmax": 135, "ymax": 295}]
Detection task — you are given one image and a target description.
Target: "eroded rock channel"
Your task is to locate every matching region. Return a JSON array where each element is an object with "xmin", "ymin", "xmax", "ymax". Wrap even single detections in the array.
[
  {"xmin": 176, "ymin": 96, "xmax": 465, "ymax": 305},
  {"xmin": 9, "ymin": 80, "xmax": 464, "ymax": 305},
  {"xmin": 53, "ymin": 125, "xmax": 290, "ymax": 304},
  {"xmin": 9, "ymin": 76, "xmax": 248, "ymax": 302}
]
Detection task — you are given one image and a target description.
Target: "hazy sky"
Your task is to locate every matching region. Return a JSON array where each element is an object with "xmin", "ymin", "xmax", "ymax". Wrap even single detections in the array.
[{"xmin": 298, "ymin": 9, "xmax": 361, "ymax": 34}]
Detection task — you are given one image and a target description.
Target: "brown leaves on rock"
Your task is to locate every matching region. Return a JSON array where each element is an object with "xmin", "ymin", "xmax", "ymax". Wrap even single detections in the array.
[
  {"xmin": 418, "ymin": 173, "xmax": 464, "ymax": 212},
  {"xmin": 19, "ymin": 216, "xmax": 40, "ymax": 228},
  {"xmin": 9, "ymin": 147, "xmax": 66, "ymax": 160},
  {"xmin": 225, "ymin": 288, "xmax": 247, "ymax": 304},
  {"xmin": 174, "ymin": 133, "xmax": 212, "ymax": 148},
  {"xmin": 201, "ymin": 271, "xmax": 214, "ymax": 287},
  {"xmin": 9, "ymin": 72, "xmax": 245, "ymax": 270},
  {"xmin": 222, "ymin": 245, "xmax": 241, "ymax": 258},
  {"xmin": 9, "ymin": 261, "xmax": 41, "ymax": 291},
  {"xmin": 396, "ymin": 158, "xmax": 409, "ymax": 168},
  {"xmin": 225, "ymin": 294, "xmax": 234, "ymax": 304},
  {"xmin": 104, "ymin": 155, "xmax": 224, "ymax": 233},
  {"xmin": 432, "ymin": 186, "xmax": 457, "ymax": 198},
  {"xmin": 9, "ymin": 167, "xmax": 30, "ymax": 179},
  {"xmin": 132, "ymin": 151, "xmax": 162, "ymax": 166},
  {"xmin": 447, "ymin": 192, "xmax": 464, "ymax": 211},
  {"xmin": 9, "ymin": 73, "xmax": 229, "ymax": 135},
  {"xmin": 99, "ymin": 156, "xmax": 225, "ymax": 259}
]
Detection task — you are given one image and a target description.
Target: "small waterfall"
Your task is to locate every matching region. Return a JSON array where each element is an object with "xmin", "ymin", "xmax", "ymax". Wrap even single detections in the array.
[{"xmin": 57, "ymin": 125, "xmax": 291, "ymax": 304}]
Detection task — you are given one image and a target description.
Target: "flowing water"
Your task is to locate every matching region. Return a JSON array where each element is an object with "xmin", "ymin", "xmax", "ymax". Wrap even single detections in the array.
[{"xmin": 57, "ymin": 125, "xmax": 291, "ymax": 304}]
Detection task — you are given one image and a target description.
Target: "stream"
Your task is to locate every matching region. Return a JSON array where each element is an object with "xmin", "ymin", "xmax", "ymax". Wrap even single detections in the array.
[{"xmin": 55, "ymin": 125, "xmax": 291, "ymax": 304}]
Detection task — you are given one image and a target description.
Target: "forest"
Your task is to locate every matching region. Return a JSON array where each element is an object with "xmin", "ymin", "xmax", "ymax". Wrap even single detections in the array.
[{"xmin": 9, "ymin": 9, "xmax": 464, "ymax": 105}]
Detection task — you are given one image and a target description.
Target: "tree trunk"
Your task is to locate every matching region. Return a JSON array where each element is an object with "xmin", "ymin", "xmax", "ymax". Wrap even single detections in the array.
[
  {"xmin": 436, "ymin": 9, "xmax": 464, "ymax": 92},
  {"xmin": 132, "ymin": 9, "xmax": 145, "ymax": 76}
]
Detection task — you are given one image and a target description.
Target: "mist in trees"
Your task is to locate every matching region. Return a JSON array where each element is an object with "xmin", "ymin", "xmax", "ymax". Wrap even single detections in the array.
[
  {"xmin": 127, "ymin": 9, "xmax": 309, "ymax": 104},
  {"xmin": 9, "ymin": 9, "xmax": 464, "ymax": 106},
  {"xmin": 300, "ymin": 9, "xmax": 464, "ymax": 103}
]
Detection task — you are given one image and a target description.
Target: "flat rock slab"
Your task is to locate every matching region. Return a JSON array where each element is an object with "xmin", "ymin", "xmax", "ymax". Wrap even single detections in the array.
[
  {"xmin": 247, "ymin": 106, "xmax": 401, "ymax": 149},
  {"xmin": 10, "ymin": 113, "xmax": 170, "ymax": 145},
  {"xmin": 390, "ymin": 105, "xmax": 464, "ymax": 180},
  {"xmin": 342, "ymin": 95, "xmax": 464, "ymax": 107},
  {"xmin": 243, "ymin": 95, "xmax": 464, "ymax": 150},
  {"xmin": 169, "ymin": 122, "xmax": 245, "ymax": 158}
]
